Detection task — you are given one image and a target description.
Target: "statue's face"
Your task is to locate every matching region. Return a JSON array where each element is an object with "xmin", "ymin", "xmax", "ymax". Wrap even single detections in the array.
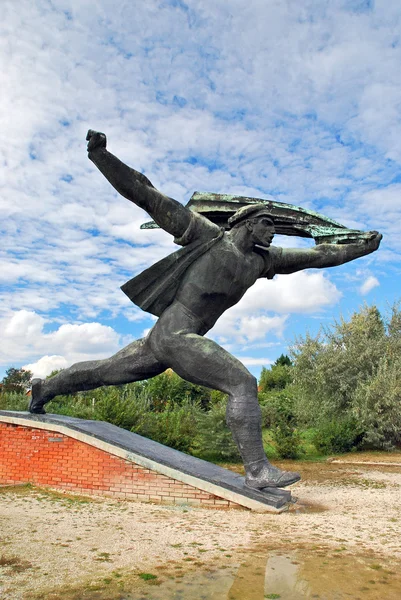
[{"xmin": 249, "ymin": 217, "xmax": 275, "ymax": 247}]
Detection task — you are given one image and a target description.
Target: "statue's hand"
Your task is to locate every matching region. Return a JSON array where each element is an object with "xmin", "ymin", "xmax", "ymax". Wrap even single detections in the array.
[
  {"xmin": 365, "ymin": 231, "xmax": 382, "ymax": 252},
  {"xmin": 86, "ymin": 130, "xmax": 107, "ymax": 152}
]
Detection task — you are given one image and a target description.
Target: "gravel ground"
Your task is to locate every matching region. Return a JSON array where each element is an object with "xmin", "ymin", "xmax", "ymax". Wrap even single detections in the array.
[{"xmin": 1, "ymin": 456, "xmax": 400, "ymax": 599}]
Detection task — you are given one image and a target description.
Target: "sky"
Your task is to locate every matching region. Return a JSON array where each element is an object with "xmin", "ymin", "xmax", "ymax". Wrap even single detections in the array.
[{"xmin": 1, "ymin": 0, "xmax": 401, "ymax": 382}]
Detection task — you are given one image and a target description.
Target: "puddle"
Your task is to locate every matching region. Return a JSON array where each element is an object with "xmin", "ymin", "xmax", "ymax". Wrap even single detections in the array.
[
  {"xmin": 34, "ymin": 546, "xmax": 401, "ymax": 600},
  {"xmin": 130, "ymin": 550, "xmax": 401, "ymax": 600}
]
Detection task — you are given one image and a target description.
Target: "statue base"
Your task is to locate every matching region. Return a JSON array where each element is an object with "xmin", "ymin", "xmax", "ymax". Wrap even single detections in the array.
[{"xmin": 0, "ymin": 411, "xmax": 297, "ymax": 512}]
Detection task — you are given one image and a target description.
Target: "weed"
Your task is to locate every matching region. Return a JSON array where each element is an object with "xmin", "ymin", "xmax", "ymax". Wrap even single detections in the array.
[
  {"xmin": 139, "ymin": 572, "xmax": 158, "ymax": 581},
  {"xmin": 95, "ymin": 552, "xmax": 112, "ymax": 562},
  {"xmin": 0, "ymin": 554, "xmax": 33, "ymax": 574}
]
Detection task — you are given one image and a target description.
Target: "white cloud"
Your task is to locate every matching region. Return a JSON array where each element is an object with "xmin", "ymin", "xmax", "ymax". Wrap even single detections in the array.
[
  {"xmin": 210, "ymin": 270, "xmax": 341, "ymax": 344},
  {"xmin": 0, "ymin": 310, "xmax": 122, "ymax": 375},
  {"xmin": 236, "ymin": 356, "xmax": 274, "ymax": 367},
  {"xmin": 360, "ymin": 275, "xmax": 380, "ymax": 295},
  {"xmin": 224, "ymin": 271, "xmax": 341, "ymax": 317},
  {"xmin": 23, "ymin": 355, "xmax": 69, "ymax": 379},
  {"xmin": 211, "ymin": 314, "xmax": 288, "ymax": 345},
  {"xmin": 2, "ymin": 0, "xmax": 400, "ymax": 376}
]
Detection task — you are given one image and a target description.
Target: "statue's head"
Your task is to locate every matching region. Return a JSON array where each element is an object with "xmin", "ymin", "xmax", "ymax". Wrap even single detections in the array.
[{"xmin": 228, "ymin": 204, "xmax": 275, "ymax": 247}]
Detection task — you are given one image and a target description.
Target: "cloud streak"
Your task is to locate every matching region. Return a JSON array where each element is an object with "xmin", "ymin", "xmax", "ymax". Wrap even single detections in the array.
[{"xmin": 1, "ymin": 0, "xmax": 397, "ymax": 378}]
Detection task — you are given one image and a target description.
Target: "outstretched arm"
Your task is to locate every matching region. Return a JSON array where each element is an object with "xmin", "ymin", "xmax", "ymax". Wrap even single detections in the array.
[
  {"xmin": 274, "ymin": 232, "xmax": 382, "ymax": 274},
  {"xmin": 86, "ymin": 130, "xmax": 192, "ymax": 238}
]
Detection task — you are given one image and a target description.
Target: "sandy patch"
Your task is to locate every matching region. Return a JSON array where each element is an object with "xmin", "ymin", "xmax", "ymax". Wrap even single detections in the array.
[{"xmin": 0, "ymin": 457, "xmax": 400, "ymax": 599}]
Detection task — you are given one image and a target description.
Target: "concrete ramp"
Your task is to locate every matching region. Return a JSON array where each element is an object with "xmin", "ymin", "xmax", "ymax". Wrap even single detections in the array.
[{"xmin": 0, "ymin": 411, "xmax": 294, "ymax": 512}]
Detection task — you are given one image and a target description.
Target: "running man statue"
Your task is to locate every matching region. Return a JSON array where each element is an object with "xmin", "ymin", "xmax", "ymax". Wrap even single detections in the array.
[{"xmin": 29, "ymin": 130, "xmax": 382, "ymax": 490}]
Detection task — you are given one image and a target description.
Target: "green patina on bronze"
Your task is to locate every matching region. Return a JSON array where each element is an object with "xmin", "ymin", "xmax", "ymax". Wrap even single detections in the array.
[{"xmin": 141, "ymin": 191, "xmax": 368, "ymax": 246}]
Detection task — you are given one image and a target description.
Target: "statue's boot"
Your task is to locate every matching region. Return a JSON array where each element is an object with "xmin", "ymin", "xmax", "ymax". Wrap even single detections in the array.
[
  {"xmin": 244, "ymin": 459, "xmax": 301, "ymax": 489},
  {"xmin": 29, "ymin": 379, "xmax": 47, "ymax": 414}
]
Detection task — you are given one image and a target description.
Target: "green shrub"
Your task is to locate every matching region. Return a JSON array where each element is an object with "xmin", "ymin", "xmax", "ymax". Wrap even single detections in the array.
[
  {"xmin": 272, "ymin": 419, "xmax": 302, "ymax": 459},
  {"xmin": 93, "ymin": 386, "xmax": 149, "ymax": 430},
  {"xmin": 258, "ymin": 388, "xmax": 301, "ymax": 458},
  {"xmin": 45, "ymin": 394, "xmax": 97, "ymax": 420},
  {"xmin": 45, "ymin": 383, "xmax": 150, "ymax": 426},
  {"xmin": 133, "ymin": 399, "xmax": 202, "ymax": 453},
  {"xmin": 289, "ymin": 302, "xmax": 401, "ymax": 451},
  {"xmin": 259, "ymin": 363, "xmax": 293, "ymax": 392},
  {"xmin": 311, "ymin": 418, "xmax": 364, "ymax": 455},
  {"xmin": 0, "ymin": 392, "xmax": 29, "ymax": 412},
  {"xmin": 143, "ymin": 370, "xmax": 213, "ymax": 410},
  {"xmin": 352, "ymin": 356, "xmax": 401, "ymax": 450},
  {"xmin": 193, "ymin": 399, "xmax": 240, "ymax": 461},
  {"xmin": 258, "ymin": 388, "xmax": 297, "ymax": 428}
]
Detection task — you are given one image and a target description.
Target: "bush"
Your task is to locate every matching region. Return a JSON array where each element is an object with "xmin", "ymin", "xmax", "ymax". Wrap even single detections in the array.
[
  {"xmin": 134, "ymin": 399, "xmax": 202, "ymax": 453},
  {"xmin": 44, "ymin": 383, "xmax": 150, "ymax": 426},
  {"xmin": 193, "ymin": 398, "xmax": 240, "ymax": 461},
  {"xmin": 259, "ymin": 363, "xmax": 293, "ymax": 392},
  {"xmin": 311, "ymin": 418, "xmax": 364, "ymax": 455},
  {"xmin": 258, "ymin": 388, "xmax": 297, "ymax": 428},
  {"xmin": 272, "ymin": 419, "xmax": 302, "ymax": 459},
  {"xmin": 45, "ymin": 394, "xmax": 97, "ymax": 420},
  {"xmin": 93, "ymin": 385, "xmax": 148, "ymax": 430},
  {"xmin": 291, "ymin": 302, "xmax": 401, "ymax": 450},
  {"xmin": 143, "ymin": 370, "xmax": 213, "ymax": 410},
  {"xmin": 291, "ymin": 306, "xmax": 386, "ymax": 422},
  {"xmin": 0, "ymin": 392, "xmax": 29, "ymax": 412},
  {"xmin": 258, "ymin": 388, "xmax": 301, "ymax": 458},
  {"xmin": 352, "ymin": 356, "xmax": 401, "ymax": 450}
]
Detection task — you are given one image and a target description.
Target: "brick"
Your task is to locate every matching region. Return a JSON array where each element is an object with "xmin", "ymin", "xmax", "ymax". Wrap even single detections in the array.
[{"xmin": 0, "ymin": 421, "xmax": 238, "ymax": 512}]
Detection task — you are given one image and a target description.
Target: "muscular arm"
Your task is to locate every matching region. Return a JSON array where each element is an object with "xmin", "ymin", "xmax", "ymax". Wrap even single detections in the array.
[
  {"xmin": 86, "ymin": 130, "xmax": 191, "ymax": 239},
  {"xmin": 273, "ymin": 233, "xmax": 382, "ymax": 274}
]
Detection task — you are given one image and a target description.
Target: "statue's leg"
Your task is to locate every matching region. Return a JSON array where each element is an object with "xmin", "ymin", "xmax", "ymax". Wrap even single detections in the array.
[
  {"xmin": 149, "ymin": 314, "xmax": 300, "ymax": 489},
  {"xmin": 29, "ymin": 338, "xmax": 166, "ymax": 414}
]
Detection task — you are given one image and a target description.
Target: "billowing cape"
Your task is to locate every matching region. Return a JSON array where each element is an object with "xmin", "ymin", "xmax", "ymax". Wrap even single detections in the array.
[{"xmin": 121, "ymin": 230, "xmax": 224, "ymax": 317}]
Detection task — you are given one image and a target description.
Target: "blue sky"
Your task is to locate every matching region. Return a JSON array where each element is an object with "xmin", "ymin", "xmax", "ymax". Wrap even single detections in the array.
[{"xmin": 1, "ymin": 0, "xmax": 400, "ymax": 380}]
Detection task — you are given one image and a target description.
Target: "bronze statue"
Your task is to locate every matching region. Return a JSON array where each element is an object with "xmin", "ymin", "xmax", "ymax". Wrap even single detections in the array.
[{"xmin": 29, "ymin": 130, "xmax": 382, "ymax": 490}]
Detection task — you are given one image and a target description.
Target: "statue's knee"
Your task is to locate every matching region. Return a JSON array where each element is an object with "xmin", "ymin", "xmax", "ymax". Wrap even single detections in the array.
[
  {"xmin": 150, "ymin": 335, "xmax": 169, "ymax": 359},
  {"xmin": 149, "ymin": 328, "xmax": 181, "ymax": 361},
  {"xmin": 230, "ymin": 373, "xmax": 258, "ymax": 397}
]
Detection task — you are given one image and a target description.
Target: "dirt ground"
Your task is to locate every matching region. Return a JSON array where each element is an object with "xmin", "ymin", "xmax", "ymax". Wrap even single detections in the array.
[{"xmin": 1, "ymin": 454, "xmax": 401, "ymax": 599}]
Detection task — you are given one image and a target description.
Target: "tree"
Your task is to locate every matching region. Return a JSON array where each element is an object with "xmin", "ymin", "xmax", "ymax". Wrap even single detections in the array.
[
  {"xmin": 291, "ymin": 302, "xmax": 401, "ymax": 449},
  {"xmin": 274, "ymin": 354, "xmax": 292, "ymax": 367},
  {"xmin": 259, "ymin": 362, "xmax": 293, "ymax": 392},
  {"xmin": 1, "ymin": 368, "xmax": 32, "ymax": 393}
]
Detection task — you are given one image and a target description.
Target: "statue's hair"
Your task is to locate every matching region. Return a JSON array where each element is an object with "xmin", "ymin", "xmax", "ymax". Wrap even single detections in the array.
[{"xmin": 228, "ymin": 203, "xmax": 274, "ymax": 229}]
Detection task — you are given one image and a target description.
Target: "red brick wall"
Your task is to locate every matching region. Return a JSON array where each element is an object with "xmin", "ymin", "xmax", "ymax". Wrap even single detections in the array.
[{"xmin": 0, "ymin": 422, "xmax": 241, "ymax": 509}]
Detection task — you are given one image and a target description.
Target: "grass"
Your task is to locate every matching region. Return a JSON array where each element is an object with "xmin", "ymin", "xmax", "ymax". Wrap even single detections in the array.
[
  {"xmin": 138, "ymin": 572, "xmax": 158, "ymax": 581},
  {"xmin": 95, "ymin": 552, "xmax": 112, "ymax": 562},
  {"xmin": 0, "ymin": 554, "xmax": 33, "ymax": 574}
]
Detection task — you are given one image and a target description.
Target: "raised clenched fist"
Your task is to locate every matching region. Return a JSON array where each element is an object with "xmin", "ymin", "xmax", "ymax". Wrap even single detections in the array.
[{"xmin": 86, "ymin": 130, "xmax": 107, "ymax": 152}]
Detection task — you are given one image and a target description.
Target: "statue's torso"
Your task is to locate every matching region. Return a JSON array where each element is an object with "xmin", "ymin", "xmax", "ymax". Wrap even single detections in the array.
[{"xmin": 175, "ymin": 236, "xmax": 265, "ymax": 330}]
